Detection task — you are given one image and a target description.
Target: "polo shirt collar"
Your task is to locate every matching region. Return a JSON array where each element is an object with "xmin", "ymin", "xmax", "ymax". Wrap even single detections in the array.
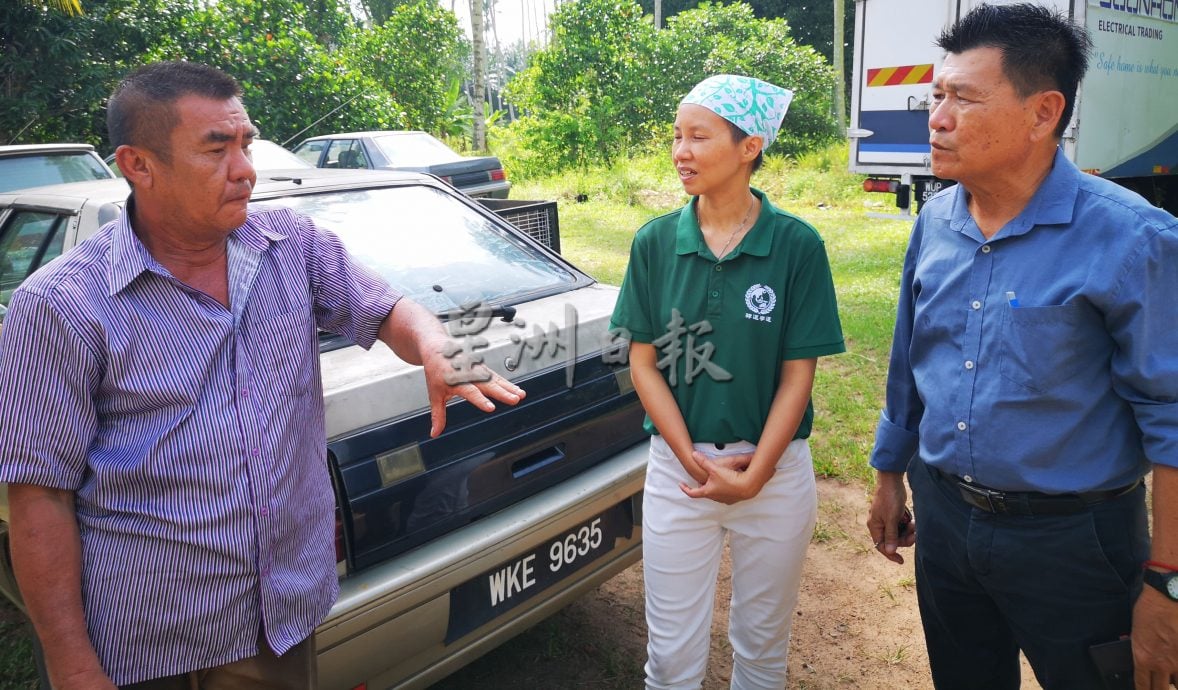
[
  {"xmin": 948, "ymin": 147, "xmax": 1079, "ymax": 240},
  {"xmin": 108, "ymin": 200, "xmax": 284, "ymax": 296},
  {"xmin": 675, "ymin": 187, "xmax": 775, "ymax": 259}
]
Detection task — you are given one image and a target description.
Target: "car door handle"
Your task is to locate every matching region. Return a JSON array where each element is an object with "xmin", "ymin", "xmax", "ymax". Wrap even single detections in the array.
[{"xmin": 511, "ymin": 444, "xmax": 567, "ymax": 478}]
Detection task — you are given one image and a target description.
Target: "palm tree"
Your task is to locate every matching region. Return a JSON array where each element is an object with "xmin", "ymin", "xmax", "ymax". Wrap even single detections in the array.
[
  {"xmin": 20, "ymin": 0, "xmax": 83, "ymax": 15},
  {"xmin": 469, "ymin": 0, "xmax": 487, "ymax": 151}
]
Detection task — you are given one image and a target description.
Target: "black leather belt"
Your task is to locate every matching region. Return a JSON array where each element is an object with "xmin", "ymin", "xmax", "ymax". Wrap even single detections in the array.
[{"xmin": 930, "ymin": 466, "xmax": 1140, "ymax": 516}]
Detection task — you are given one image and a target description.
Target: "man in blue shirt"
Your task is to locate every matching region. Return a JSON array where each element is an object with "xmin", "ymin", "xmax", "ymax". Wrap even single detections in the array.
[{"xmin": 866, "ymin": 4, "xmax": 1178, "ymax": 689}]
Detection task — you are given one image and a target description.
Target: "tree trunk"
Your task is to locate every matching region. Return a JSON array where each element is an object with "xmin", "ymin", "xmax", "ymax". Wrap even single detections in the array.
[
  {"xmin": 488, "ymin": 0, "xmax": 503, "ymax": 114},
  {"xmin": 654, "ymin": 0, "xmax": 662, "ymax": 29},
  {"xmin": 470, "ymin": 0, "xmax": 487, "ymax": 151}
]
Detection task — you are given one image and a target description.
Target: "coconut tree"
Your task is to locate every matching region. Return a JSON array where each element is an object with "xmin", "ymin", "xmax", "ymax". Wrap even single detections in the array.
[{"xmin": 21, "ymin": 0, "xmax": 83, "ymax": 14}]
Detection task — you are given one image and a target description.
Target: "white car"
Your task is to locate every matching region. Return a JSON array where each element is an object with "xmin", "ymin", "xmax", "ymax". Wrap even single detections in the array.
[
  {"xmin": 0, "ymin": 168, "xmax": 646, "ymax": 688},
  {"xmin": 0, "ymin": 143, "xmax": 116, "ymax": 193},
  {"xmin": 293, "ymin": 131, "xmax": 510, "ymax": 200},
  {"xmin": 104, "ymin": 138, "xmax": 313, "ymax": 176}
]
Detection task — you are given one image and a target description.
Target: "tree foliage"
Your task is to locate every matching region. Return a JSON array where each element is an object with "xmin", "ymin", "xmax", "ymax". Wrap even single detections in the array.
[
  {"xmin": 1, "ymin": 0, "xmax": 188, "ymax": 146},
  {"xmin": 504, "ymin": 0, "xmax": 655, "ymax": 173},
  {"xmin": 146, "ymin": 0, "xmax": 405, "ymax": 146},
  {"xmin": 638, "ymin": 0, "xmax": 855, "ymax": 96},
  {"xmin": 341, "ymin": 0, "xmax": 469, "ymax": 138},
  {"xmin": 3, "ymin": 0, "xmax": 472, "ymax": 150},
  {"xmin": 503, "ymin": 0, "xmax": 838, "ymax": 176},
  {"xmin": 2, "ymin": 0, "xmax": 837, "ymax": 173}
]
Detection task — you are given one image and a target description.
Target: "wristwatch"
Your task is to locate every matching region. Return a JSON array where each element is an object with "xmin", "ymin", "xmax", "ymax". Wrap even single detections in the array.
[{"xmin": 1143, "ymin": 567, "xmax": 1178, "ymax": 602}]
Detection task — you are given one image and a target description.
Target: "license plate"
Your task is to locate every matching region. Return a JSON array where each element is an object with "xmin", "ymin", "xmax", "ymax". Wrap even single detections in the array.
[
  {"xmin": 915, "ymin": 178, "xmax": 954, "ymax": 211},
  {"xmin": 445, "ymin": 500, "xmax": 634, "ymax": 643}
]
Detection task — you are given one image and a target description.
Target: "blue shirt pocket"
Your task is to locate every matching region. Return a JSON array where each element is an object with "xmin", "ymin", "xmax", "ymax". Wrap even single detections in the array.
[{"xmin": 998, "ymin": 303, "xmax": 1104, "ymax": 394}]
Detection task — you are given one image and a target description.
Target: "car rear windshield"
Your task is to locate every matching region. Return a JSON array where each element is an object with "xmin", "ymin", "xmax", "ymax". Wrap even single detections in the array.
[
  {"xmin": 372, "ymin": 134, "xmax": 463, "ymax": 167},
  {"xmin": 0, "ymin": 153, "xmax": 112, "ymax": 192},
  {"xmin": 267, "ymin": 184, "xmax": 582, "ymax": 313}
]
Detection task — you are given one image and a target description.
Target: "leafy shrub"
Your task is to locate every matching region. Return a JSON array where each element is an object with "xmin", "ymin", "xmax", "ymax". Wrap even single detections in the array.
[
  {"xmin": 148, "ymin": 0, "xmax": 405, "ymax": 145},
  {"xmin": 501, "ymin": 0, "xmax": 840, "ymax": 178},
  {"xmin": 339, "ymin": 0, "xmax": 469, "ymax": 138}
]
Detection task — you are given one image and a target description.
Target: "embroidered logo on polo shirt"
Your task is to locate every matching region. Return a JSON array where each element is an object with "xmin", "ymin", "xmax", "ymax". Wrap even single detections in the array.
[{"xmin": 744, "ymin": 284, "xmax": 776, "ymax": 322}]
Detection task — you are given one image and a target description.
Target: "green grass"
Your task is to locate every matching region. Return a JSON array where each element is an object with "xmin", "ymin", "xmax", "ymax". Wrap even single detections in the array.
[{"xmin": 0, "ymin": 599, "xmax": 37, "ymax": 689}]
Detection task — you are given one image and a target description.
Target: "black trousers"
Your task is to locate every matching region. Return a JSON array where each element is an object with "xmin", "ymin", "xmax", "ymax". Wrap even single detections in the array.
[{"xmin": 909, "ymin": 458, "xmax": 1148, "ymax": 690}]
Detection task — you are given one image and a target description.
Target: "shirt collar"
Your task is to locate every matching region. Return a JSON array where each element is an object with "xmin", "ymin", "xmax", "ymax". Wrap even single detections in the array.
[
  {"xmin": 675, "ymin": 187, "xmax": 775, "ymax": 259},
  {"xmin": 948, "ymin": 147, "xmax": 1080, "ymax": 239},
  {"xmin": 108, "ymin": 200, "xmax": 285, "ymax": 296}
]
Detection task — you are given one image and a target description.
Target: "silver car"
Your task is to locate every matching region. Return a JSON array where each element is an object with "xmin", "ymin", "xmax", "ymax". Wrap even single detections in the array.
[
  {"xmin": 0, "ymin": 169, "xmax": 646, "ymax": 688},
  {"xmin": 0, "ymin": 143, "xmax": 116, "ymax": 193},
  {"xmin": 293, "ymin": 131, "xmax": 511, "ymax": 200}
]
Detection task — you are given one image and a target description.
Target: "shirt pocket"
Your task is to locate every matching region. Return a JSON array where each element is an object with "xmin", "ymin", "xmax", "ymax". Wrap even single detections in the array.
[
  {"xmin": 998, "ymin": 303, "xmax": 1102, "ymax": 394},
  {"xmin": 252, "ymin": 308, "xmax": 315, "ymax": 399}
]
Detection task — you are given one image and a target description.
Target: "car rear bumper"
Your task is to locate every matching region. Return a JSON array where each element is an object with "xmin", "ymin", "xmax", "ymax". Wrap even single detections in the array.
[
  {"xmin": 315, "ymin": 439, "xmax": 648, "ymax": 689},
  {"xmin": 458, "ymin": 180, "xmax": 511, "ymax": 199}
]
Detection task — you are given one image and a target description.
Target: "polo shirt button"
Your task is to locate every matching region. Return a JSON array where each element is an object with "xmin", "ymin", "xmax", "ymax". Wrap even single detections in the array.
[
  {"xmin": 981, "ymin": 245, "xmax": 992, "ymax": 254},
  {"xmin": 963, "ymin": 475, "xmax": 974, "ymax": 483},
  {"xmin": 252, "ymin": 448, "xmax": 260, "ymax": 457},
  {"xmin": 964, "ymin": 360, "xmax": 974, "ymax": 369},
  {"xmin": 711, "ymin": 291, "xmax": 719, "ymax": 297},
  {"xmin": 956, "ymin": 421, "xmax": 967, "ymax": 431},
  {"xmin": 971, "ymin": 300, "xmax": 982, "ymax": 310},
  {"xmin": 715, "ymin": 265, "xmax": 722, "ymax": 271}
]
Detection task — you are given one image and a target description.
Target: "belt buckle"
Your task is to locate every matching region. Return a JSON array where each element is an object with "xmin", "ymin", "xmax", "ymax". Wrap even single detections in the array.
[
  {"xmin": 957, "ymin": 481, "xmax": 1000, "ymax": 512},
  {"xmin": 957, "ymin": 482, "xmax": 1024, "ymax": 514}
]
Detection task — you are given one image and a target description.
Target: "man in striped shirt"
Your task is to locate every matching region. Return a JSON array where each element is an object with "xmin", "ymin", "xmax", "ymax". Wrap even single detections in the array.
[{"xmin": 0, "ymin": 61, "xmax": 524, "ymax": 689}]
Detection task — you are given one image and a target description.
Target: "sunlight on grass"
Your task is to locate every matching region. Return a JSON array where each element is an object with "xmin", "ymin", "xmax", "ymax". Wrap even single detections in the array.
[{"xmin": 516, "ymin": 142, "xmax": 910, "ymax": 486}]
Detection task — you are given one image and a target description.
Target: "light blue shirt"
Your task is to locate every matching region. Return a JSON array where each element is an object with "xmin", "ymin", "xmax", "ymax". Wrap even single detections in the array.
[{"xmin": 869, "ymin": 149, "xmax": 1178, "ymax": 492}]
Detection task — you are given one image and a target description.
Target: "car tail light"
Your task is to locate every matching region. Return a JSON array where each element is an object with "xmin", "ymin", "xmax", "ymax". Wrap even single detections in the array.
[
  {"xmin": 490, "ymin": 168, "xmax": 506, "ymax": 181},
  {"xmin": 863, "ymin": 178, "xmax": 901, "ymax": 194}
]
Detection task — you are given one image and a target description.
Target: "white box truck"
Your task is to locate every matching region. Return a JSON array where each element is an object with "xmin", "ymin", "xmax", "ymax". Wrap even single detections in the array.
[{"xmin": 848, "ymin": 0, "xmax": 1178, "ymax": 216}]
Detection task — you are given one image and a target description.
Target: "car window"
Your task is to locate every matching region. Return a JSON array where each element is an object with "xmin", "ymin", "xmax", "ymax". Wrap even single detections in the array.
[
  {"xmin": 0, "ymin": 153, "xmax": 113, "ymax": 192},
  {"xmin": 292, "ymin": 139, "xmax": 328, "ymax": 167},
  {"xmin": 372, "ymin": 134, "xmax": 463, "ymax": 167},
  {"xmin": 263, "ymin": 185, "xmax": 578, "ymax": 313},
  {"xmin": 324, "ymin": 140, "xmax": 369, "ymax": 170},
  {"xmin": 248, "ymin": 140, "xmax": 312, "ymax": 170},
  {"xmin": 0, "ymin": 210, "xmax": 68, "ymax": 312}
]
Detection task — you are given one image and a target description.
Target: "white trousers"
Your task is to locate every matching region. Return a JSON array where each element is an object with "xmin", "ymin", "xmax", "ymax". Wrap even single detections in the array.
[{"xmin": 643, "ymin": 435, "xmax": 817, "ymax": 690}]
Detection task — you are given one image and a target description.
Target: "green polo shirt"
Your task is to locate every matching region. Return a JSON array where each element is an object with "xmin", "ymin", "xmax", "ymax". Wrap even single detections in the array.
[{"xmin": 610, "ymin": 188, "xmax": 845, "ymax": 443}]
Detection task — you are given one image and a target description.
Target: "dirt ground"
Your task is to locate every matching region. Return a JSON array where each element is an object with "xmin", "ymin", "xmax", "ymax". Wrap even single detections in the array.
[
  {"xmin": 431, "ymin": 477, "xmax": 1041, "ymax": 689},
  {"xmin": 0, "ymin": 477, "xmax": 1040, "ymax": 689}
]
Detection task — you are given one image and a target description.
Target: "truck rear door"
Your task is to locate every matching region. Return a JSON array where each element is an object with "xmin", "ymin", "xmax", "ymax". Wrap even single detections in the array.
[
  {"xmin": 1074, "ymin": 0, "xmax": 1178, "ymax": 179},
  {"xmin": 849, "ymin": 0, "xmax": 952, "ymax": 177}
]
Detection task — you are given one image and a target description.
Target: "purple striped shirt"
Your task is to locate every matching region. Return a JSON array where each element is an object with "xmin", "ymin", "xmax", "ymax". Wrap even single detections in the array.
[{"xmin": 0, "ymin": 201, "xmax": 400, "ymax": 684}]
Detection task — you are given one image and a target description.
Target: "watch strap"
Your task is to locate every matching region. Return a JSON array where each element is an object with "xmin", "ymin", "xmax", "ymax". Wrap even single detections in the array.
[{"xmin": 1142, "ymin": 568, "xmax": 1178, "ymax": 602}]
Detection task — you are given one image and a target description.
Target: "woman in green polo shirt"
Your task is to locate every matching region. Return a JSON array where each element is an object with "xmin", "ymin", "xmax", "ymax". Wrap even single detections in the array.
[{"xmin": 610, "ymin": 74, "xmax": 845, "ymax": 689}]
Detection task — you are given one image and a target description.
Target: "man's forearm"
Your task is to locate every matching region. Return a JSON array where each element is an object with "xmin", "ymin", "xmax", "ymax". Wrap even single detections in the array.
[
  {"xmin": 1150, "ymin": 464, "xmax": 1178, "ymax": 565},
  {"xmin": 377, "ymin": 297, "xmax": 449, "ymax": 367},
  {"xmin": 8, "ymin": 484, "xmax": 109, "ymax": 685}
]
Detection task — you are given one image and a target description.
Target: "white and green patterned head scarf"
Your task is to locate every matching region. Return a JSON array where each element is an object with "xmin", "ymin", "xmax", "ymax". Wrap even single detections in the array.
[{"xmin": 680, "ymin": 74, "xmax": 793, "ymax": 149}]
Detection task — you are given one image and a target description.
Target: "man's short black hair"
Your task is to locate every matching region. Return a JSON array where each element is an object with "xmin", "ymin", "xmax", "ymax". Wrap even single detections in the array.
[
  {"xmin": 937, "ymin": 3, "xmax": 1092, "ymax": 137},
  {"xmin": 107, "ymin": 61, "xmax": 243, "ymax": 162},
  {"xmin": 724, "ymin": 119, "xmax": 765, "ymax": 173}
]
